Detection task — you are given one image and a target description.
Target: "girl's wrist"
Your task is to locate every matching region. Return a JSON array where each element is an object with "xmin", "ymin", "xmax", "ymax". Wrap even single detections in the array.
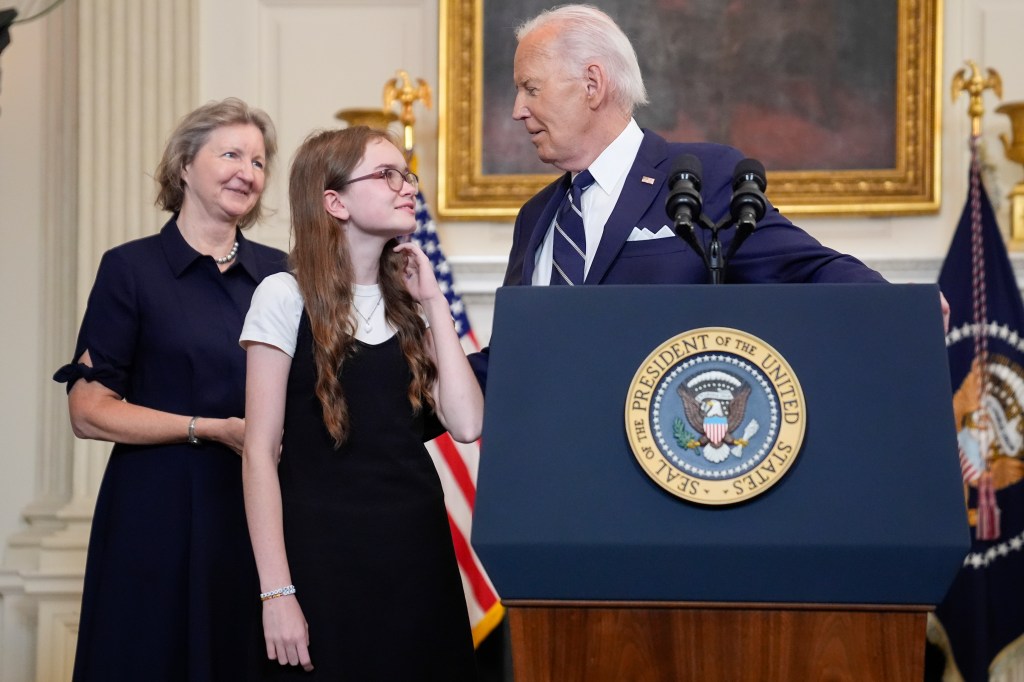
[
  {"xmin": 260, "ymin": 584, "xmax": 296, "ymax": 602},
  {"xmin": 419, "ymin": 294, "xmax": 450, "ymax": 315}
]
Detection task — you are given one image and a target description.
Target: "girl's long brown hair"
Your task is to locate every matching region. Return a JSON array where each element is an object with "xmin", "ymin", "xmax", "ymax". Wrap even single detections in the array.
[{"xmin": 288, "ymin": 127, "xmax": 437, "ymax": 447}]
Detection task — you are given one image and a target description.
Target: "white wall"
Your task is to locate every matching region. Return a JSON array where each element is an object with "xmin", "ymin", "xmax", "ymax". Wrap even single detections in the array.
[
  {"xmin": 0, "ymin": 18, "xmax": 51, "ymax": 681},
  {"xmin": 0, "ymin": 16, "xmax": 49, "ymax": 570}
]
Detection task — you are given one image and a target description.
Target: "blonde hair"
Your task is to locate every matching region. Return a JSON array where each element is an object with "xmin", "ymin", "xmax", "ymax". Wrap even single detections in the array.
[
  {"xmin": 288, "ymin": 126, "xmax": 437, "ymax": 447},
  {"xmin": 155, "ymin": 97, "xmax": 278, "ymax": 229}
]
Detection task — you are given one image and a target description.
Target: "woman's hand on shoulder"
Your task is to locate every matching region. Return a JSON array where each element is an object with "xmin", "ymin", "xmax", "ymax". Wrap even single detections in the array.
[{"xmin": 262, "ymin": 596, "xmax": 314, "ymax": 672}]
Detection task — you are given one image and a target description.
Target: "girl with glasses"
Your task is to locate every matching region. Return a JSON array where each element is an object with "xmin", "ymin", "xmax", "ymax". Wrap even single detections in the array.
[{"xmin": 240, "ymin": 126, "xmax": 482, "ymax": 679}]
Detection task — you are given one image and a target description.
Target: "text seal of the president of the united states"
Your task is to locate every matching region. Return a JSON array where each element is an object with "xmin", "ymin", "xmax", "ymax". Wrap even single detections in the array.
[{"xmin": 625, "ymin": 327, "xmax": 806, "ymax": 505}]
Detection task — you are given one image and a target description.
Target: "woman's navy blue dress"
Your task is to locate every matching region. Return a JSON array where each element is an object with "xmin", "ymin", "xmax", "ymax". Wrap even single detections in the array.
[{"xmin": 54, "ymin": 219, "xmax": 287, "ymax": 682}]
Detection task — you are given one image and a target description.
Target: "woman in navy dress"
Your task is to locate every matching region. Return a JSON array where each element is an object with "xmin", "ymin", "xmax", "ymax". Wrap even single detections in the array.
[
  {"xmin": 240, "ymin": 127, "xmax": 483, "ymax": 679},
  {"xmin": 54, "ymin": 98, "xmax": 287, "ymax": 681}
]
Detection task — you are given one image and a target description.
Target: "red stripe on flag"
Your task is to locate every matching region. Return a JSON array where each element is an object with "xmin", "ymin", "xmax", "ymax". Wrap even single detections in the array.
[
  {"xmin": 411, "ymin": 191, "xmax": 501, "ymax": 644},
  {"xmin": 959, "ymin": 447, "xmax": 980, "ymax": 483},
  {"xmin": 447, "ymin": 511, "xmax": 499, "ymax": 611},
  {"xmin": 435, "ymin": 433, "xmax": 477, "ymax": 509}
]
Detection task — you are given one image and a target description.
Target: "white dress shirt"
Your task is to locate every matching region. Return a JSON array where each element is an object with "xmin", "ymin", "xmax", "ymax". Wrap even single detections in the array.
[{"xmin": 531, "ymin": 119, "xmax": 645, "ymax": 285}]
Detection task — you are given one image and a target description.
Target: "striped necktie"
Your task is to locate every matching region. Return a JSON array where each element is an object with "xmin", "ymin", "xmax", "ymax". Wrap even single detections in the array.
[{"xmin": 550, "ymin": 169, "xmax": 595, "ymax": 285}]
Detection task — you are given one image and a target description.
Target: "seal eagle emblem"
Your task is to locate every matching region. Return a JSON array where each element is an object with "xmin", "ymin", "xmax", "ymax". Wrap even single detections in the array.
[
  {"xmin": 625, "ymin": 327, "xmax": 806, "ymax": 505},
  {"xmin": 678, "ymin": 372, "xmax": 759, "ymax": 463}
]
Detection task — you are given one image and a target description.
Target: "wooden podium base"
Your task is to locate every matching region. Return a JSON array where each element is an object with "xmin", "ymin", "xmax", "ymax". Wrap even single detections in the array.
[{"xmin": 506, "ymin": 601, "xmax": 928, "ymax": 682}]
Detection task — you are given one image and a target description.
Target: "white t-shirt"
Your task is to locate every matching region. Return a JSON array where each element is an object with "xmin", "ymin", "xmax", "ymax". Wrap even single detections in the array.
[{"xmin": 240, "ymin": 272, "xmax": 399, "ymax": 355}]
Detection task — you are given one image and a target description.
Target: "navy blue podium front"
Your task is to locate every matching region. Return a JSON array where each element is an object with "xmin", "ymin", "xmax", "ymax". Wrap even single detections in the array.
[{"xmin": 473, "ymin": 284, "xmax": 969, "ymax": 681}]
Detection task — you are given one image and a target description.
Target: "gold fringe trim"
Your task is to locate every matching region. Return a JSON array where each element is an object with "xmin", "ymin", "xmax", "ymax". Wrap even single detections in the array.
[{"xmin": 472, "ymin": 601, "xmax": 506, "ymax": 648}]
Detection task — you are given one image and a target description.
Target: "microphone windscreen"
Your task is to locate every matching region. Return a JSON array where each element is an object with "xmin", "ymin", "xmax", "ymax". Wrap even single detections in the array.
[
  {"xmin": 733, "ymin": 158, "xmax": 766, "ymax": 190},
  {"xmin": 671, "ymin": 154, "xmax": 703, "ymax": 185}
]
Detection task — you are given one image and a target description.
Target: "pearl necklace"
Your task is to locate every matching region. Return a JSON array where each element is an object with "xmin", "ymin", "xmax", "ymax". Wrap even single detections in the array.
[
  {"xmin": 214, "ymin": 241, "xmax": 239, "ymax": 265},
  {"xmin": 353, "ymin": 295, "xmax": 383, "ymax": 332}
]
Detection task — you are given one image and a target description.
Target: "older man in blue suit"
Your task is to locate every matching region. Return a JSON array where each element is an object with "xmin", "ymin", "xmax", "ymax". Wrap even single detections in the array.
[{"xmin": 505, "ymin": 3, "xmax": 886, "ymax": 289}]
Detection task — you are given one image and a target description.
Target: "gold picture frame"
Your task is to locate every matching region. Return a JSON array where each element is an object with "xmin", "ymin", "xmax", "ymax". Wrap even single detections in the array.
[{"xmin": 438, "ymin": 0, "xmax": 941, "ymax": 219}]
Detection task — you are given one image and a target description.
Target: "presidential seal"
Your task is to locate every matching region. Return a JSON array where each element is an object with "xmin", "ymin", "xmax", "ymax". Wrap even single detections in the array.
[{"xmin": 625, "ymin": 328, "xmax": 806, "ymax": 505}]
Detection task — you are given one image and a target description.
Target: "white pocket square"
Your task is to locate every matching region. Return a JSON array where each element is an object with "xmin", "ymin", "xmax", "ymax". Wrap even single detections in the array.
[{"xmin": 627, "ymin": 225, "xmax": 676, "ymax": 241}]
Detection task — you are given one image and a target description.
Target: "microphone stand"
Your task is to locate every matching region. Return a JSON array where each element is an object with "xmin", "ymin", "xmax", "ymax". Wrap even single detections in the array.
[
  {"xmin": 677, "ymin": 213, "xmax": 749, "ymax": 285},
  {"xmin": 705, "ymin": 216, "xmax": 725, "ymax": 285}
]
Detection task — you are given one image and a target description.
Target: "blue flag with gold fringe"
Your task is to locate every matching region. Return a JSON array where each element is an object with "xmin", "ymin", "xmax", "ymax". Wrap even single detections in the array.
[{"xmin": 930, "ymin": 163, "xmax": 1024, "ymax": 681}]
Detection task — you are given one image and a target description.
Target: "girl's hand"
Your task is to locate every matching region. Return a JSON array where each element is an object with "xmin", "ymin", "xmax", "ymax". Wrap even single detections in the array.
[
  {"xmin": 393, "ymin": 241, "xmax": 442, "ymax": 304},
  {"xmin": 262, "ymin": 596, "xmax": 314, "ymax": 671}
]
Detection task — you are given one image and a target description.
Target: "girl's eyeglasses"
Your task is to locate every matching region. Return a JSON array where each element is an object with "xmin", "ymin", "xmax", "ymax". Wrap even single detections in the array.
[{"xmin": 344, "ymin": 168, "xmax": 419, "ymax": 192}]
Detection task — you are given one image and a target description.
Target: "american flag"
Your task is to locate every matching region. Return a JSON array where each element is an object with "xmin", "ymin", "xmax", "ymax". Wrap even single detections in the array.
[{"xmin": 410, "ymin": 191, "xmax": 504, "ymax": 645}]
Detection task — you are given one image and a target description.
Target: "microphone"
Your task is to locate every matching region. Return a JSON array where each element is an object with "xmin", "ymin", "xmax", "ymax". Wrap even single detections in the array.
[
  {"xmin": 666, "ymin": 154, "xmax": 703, "ymax": 231},
  {"xmin": 729, "ymin": 158, "xmax": 767, "ymax": 230},
  {"xmin": 724, "ymin": 158, "xmax": 768, "ymax": 264}
]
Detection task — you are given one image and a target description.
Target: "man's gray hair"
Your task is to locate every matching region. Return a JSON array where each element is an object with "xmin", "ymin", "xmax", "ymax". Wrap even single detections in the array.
[{"xmin": 516, "ymin": 4, "xmax": 648, "ymax": 116}]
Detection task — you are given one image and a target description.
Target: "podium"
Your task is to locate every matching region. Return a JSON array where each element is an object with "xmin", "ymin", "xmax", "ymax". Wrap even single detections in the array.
[{"xmin": 473, "ymin": 284, "xmax": 970, "ymax": 681}]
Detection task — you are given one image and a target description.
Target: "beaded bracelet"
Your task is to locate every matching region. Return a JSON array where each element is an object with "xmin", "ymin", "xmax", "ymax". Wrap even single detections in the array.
[
  {"xmin": 187, "ymin": 416, "xmax": 200, "ymax": 446},
  {"xmin": 259, "ymin": 585, "xmax": 296, "ymax": 602}
]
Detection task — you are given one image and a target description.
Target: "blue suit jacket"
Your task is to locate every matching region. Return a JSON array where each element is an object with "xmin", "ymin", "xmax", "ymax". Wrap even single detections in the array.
[
  {"xmin": 506, "ymin": 130, "xmax": 885, "ymax": 286},
  {"xmin": 472, "ymin": 130, "xmax": 885, "ymax": 386}
]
